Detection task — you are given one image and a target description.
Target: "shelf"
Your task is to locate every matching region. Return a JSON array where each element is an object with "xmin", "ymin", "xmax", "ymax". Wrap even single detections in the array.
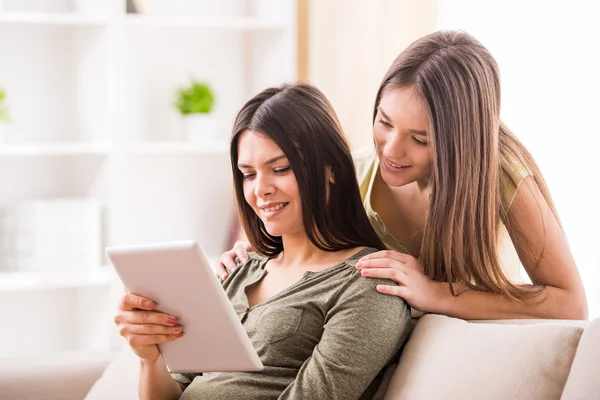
[
  {"xmin": 0, "ymin": 12, "xmax": 110, "ymax": 27},
  {"xmin": 121, "ymin": 15, "xmax": 287, "ymax": 30},
  {"xmin": 0, "ymin": 143, "xmax": 111, "ymax": 157},
  {"xmin": 0, "ymin": 12, "xmax": 287, "ymax": 30},
  {"xmin": 127, "ymin": 141, "xmax": 229, "ymax": 155},
  {"xmin": 0, "ymin": 267, "xmax": 116, "ymax": 293}
]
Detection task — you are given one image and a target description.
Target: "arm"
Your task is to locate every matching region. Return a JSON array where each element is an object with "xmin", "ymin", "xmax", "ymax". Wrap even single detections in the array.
[
  {"xmin": 114, "ymin": 293, "xmax": 185, "ymax": 400},
  {"xmin": 278, "ymin": 277, "xmax": 411, "ymax": 400},
  {"xmin": 434, "ymin": 176, "xmax": 588, "ymax": 320},
  {"xmin": 139, "ymin": 356, "xmax": 182, "ymax": 400}
]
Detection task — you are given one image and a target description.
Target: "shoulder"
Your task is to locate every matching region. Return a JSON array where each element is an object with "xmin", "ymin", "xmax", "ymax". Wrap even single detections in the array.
[
  {"xmin": 246, "ymin": 251, "xmax": 269, "ymax": 263},
  {"xmin": 237, "ymin": 252, "xmax": 269, "ymax": 272},
  {"xmin": 223, "ymin": 252, "xmax": 269, "ymax": 287},
  {"xmin": 500, "ymin": 152, "xmax": 533, "ymax": 212},
  {"xmin": 328, "ymin": 249, "xmax": 410, "ymax": 328},
  {"xmin": 351, "ymin": 147, "xmax": 378, "ymax": 201},
  {"xmin": 338, "ymin": 248, "xmax": 403, "ymax": 299},
  {"xmin": 351, "ymin": 147, "xmax": 376, "ymax": 177}
]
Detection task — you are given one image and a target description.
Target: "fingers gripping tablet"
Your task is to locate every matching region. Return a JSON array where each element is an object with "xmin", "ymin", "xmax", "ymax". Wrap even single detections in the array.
[{"xmin": 107, "ymin": 240, "xmax": 263, "ymax": 373}]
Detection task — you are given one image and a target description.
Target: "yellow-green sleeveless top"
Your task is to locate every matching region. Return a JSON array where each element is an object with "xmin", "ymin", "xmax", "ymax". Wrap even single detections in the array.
[{"xmin": 353, "ymin": 148, "xmax": 530, "ymax": 282}]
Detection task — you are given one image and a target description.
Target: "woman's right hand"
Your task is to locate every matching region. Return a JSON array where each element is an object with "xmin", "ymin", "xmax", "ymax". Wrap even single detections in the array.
[
  {"xmin": 114, "ymin": 293, "xmax": 184, "ymax": 363},
  {"xmin": 215, "ymin": 241, "xmax": 253, "ymax": 280}
]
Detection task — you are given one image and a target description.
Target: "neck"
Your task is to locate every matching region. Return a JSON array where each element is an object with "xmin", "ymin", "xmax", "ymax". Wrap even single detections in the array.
[
  {"xmin": 415, "ymin": 177, "xmax": 432, "ymax": 196},
  {"xmin": 276, "ymin": 232, "xmax": 329, "ymax": 269}
]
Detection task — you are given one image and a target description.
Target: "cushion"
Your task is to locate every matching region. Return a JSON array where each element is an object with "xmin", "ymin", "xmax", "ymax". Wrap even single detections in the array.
[
  {"xmin": 385, "ymin": 314, "xmax": 583, "ymax": 400},
  {"xmin": 84, "ymin": 345, "xmax": 140, "ymax": 400},
  {"xmin": 561, "ymin": 317, "xmax": 600, "ymax": 400},
  {"xmin": 0, "ymin": 351, "xmax": 116, "ymax": 400}
]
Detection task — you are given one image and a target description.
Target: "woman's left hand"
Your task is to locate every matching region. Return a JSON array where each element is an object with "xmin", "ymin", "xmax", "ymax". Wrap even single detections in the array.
[{"xmin": 356, "ymin": 250, "xmax": 442, "ymax": 313}]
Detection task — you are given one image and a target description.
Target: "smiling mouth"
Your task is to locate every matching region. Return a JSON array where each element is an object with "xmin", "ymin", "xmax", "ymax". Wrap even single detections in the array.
[
  {"xmin": 260, "ymin": 202, "xmax": 288, "ymax": 212},
  {"xmin": 385, "ymin": 158, "xmax": 411, "ymax": 169}
]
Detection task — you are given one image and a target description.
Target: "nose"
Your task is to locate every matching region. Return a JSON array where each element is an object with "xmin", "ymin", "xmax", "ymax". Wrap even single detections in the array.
[
  {"xmin": 382, "ymin": 130, "xmax": 406, "ymax": 159},
  {"xmin": 254, "ymin": 173, "xmax": 274, "ymax": 198}
]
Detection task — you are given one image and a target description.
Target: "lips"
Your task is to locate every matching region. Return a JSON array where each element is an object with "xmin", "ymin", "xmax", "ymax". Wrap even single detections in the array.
[
  {"xmin": 384, "ymin": 157, "xmax": 411, "ymax": 170},
  {"xmin": 258, "ymin": 202, "xmax": 289, "ymax": 220},
  {"xmin": 259, "ymin": 202, "xmax": 289, "ymax": 212}
]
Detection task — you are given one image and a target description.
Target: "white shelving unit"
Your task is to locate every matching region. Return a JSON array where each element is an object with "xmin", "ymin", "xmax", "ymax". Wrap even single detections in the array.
[{"xmin": 0, "ymin": 0, "xmax": 297, "ymax": 357}]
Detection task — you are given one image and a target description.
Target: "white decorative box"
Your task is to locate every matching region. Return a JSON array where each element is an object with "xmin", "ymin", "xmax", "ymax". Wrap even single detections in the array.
[{"xmin": 10, "ymin": 198, "xmax": 102, "ymax": 278}]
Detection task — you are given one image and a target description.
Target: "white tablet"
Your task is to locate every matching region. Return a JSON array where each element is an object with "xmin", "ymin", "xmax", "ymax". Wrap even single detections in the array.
[{"xmin": 106, "ymin": 240, "xmax": 263, "ymax": 373}]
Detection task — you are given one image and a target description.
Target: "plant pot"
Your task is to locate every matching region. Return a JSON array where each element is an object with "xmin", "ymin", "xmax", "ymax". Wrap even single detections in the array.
[{"xmin": 182, "ymin": 114, "xmax": 219, "ymax": 143}]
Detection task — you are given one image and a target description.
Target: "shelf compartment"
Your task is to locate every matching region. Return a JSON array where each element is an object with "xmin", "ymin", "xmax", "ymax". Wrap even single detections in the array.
[
  {"xmin": 121, "ymin": 28, "xmax": 245, "ymax": 143},
  {"xmin": 0, "ymin": 23, "xmax": 110, "ymax": 143}
]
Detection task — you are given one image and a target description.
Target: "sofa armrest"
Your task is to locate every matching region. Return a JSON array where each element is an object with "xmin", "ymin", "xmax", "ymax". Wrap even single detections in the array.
[{"xmin": 0, "ymin": 351, "xmax": 118, "ymax": 400}]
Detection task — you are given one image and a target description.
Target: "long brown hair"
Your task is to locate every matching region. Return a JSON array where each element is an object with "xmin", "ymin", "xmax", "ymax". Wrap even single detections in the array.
[
  {"xmin": 374, "ymin": 30, "xmax": 558, "ymax": 300},
  {"xmin": 231, "ymin": 82, "xmax": 385, "ymax": 256}
]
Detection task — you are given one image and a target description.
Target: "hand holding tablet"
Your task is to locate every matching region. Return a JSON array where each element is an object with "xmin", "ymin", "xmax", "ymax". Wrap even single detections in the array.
[
  {"xmin": 115, "ymin": 291, "xmax": 184, "ymax": 362},
  {"xmin": 108, "ymin": 240, "xmax": 263, "ymax": 373}
]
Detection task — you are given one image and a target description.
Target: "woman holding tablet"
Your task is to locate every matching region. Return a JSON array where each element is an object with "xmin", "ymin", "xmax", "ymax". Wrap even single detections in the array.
[
  {"xmin": 114, "ymin": 82, "xmax": 412, "ymax": 399},
  {"xmin": 218, "ymin": 30, "xmax": 587, "ymax": 321}
]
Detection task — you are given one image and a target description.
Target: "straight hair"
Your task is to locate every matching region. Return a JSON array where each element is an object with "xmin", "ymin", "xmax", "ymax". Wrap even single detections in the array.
[
  {"xmin": 374, "ymin": 30, "xmax": 557, "ymax": 300},
  {"xmin": 231, "ymin": 82, "xmax": 386, "ymax": 255}
]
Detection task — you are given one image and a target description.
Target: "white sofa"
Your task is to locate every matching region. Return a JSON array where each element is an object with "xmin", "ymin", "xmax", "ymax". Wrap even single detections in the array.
[{"xmin": 1, "ymin": 313, "xmax": 598, "ymax": 400}]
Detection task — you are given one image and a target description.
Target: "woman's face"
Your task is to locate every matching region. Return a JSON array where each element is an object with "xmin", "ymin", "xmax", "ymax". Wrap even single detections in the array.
[
  {"xmin": 237, "ymin": 130, "xmax": 304, "ymax": 238},
  {"xmin": 373, "ymin": 86, "xmax": 432, "ymax": 188}
]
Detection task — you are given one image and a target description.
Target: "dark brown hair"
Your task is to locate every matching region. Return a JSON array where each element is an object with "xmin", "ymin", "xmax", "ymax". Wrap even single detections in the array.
[
  {"xmin": 374, "ymin": 30, "xmax": 556, "ymax": 300},
  {"xmin": 231, "ymin": 82, "xmax": 385, "ymax": 256}
]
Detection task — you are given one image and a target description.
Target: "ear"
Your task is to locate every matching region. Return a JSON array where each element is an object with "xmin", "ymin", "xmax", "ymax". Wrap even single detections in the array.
[{"xmin": 326, "ymin": 165, "xmax": 335, "ymax": 184}]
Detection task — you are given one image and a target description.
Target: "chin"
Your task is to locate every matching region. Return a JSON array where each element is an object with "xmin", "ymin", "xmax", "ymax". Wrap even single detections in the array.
[
  {"xmin": 262, "ymin": 223, "xmax": 285, "ymax": 238},
  {"xmin": 380, "ymin": 169, "xmax": 414, "ymax": 188}
]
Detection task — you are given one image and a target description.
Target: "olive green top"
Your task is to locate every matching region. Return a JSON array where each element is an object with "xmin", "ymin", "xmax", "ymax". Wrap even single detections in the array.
[
  {"xmin": 172, "ymin": 248, "xmax": 411, "ymax": 400},
  {"xmin": 353, "ymin": 148, "xmax": 530, "ymax": 281}
]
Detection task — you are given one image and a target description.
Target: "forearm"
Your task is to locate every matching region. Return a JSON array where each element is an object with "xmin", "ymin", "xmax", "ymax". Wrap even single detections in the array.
[
  {"xmin": 138, "ymin": 355, "xmax": 182, "ymax": 400},
  {"xmin": 432, "ymin": 282, "xmax": 587, "ymax": 320}
]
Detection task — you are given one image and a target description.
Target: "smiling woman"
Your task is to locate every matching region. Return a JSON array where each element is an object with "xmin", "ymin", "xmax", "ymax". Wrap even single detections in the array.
[
  {"xmin": 229, "ymin": 83, "xmax": 386, "ymax": 257},
  {"xmin": 219, "ymin": 30, "xmax": 588, "ymax": 323},
  {"xmin": 116, "ymin": 82, "xmax": 413, "ymax": 400}
]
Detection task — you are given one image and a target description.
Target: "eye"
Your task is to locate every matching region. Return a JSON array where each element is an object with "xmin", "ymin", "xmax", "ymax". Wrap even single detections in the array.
[
  {"xmin": 412, "ymin": 137, "xmax": 427, "ymax": 146},
  {"xmin": 274, "ymin": 166, "xmax": 291, "ymax": 174},
  {"xmin": 241, "ymin": 172, "xmax": 255, "ymax": 180},
  {"xmin": 378, "ymin": 119, "xmax": 393, "ymax": 128}
]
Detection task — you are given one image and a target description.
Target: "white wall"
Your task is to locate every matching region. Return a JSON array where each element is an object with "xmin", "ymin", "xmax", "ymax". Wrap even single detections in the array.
[
  {"xmin": 437, "ymin": 0, "xmax": 600, "ymax": 318},
  {"xmin": 307, "ymin": 0, "xmax": 437, "ymax": 150}
]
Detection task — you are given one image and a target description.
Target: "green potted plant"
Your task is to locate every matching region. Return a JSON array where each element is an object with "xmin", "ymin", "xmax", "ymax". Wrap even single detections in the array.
[
  {"xmin": 175, "ymin": 80, "xmax": 218, "ymax": 142},
  {"xmin": 0, "ymin": 88, "xmax": 11, "ymax": 145}
]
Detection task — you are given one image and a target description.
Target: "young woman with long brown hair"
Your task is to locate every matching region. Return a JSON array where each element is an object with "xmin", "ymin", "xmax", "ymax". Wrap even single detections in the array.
[
  {"xmin": 114, "ymin": 82, "xmax": 411, "ymax": 399},
  {"xmin": 218, "ymin": 30, "xmax": 587, "ymax": 321}
]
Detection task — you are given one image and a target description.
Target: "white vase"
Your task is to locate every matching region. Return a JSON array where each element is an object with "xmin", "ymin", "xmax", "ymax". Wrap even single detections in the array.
[{"xmin": 182, "ymin": 114, "xmax": 219, "ymax": 143}]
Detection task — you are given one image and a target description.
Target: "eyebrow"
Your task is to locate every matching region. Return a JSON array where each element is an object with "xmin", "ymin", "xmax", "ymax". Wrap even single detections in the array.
[
  {"xmin": 377, "ymin": 106, "xmax": 428, "ymax": 136},
  {"xmin": 237, "ymin": 154, "xmax": 288, "ymax": 169}
]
